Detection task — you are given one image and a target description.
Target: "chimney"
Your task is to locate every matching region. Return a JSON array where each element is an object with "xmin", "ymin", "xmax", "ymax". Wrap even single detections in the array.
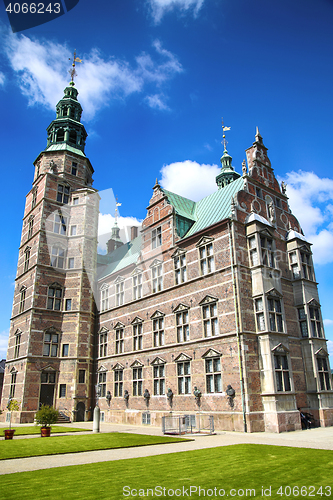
[{"xmin": 131, "ymin": 226, "xmax": 138, "ymax": 240}]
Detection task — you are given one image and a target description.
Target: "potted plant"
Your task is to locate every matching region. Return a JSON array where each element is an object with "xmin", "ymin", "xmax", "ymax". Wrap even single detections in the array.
[
  {"xmin": 4, "ymin": 398, "xmax": 20, "ymax": 439},
  {"xmin": 35, "ymin": 404, "xmax": 59, "ymax": 437}
]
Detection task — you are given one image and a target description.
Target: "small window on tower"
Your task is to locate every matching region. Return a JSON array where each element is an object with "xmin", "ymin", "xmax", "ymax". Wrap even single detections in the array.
[{"xmin": 71, "ymin": 162, "xmax": 77, "ymax": 176}]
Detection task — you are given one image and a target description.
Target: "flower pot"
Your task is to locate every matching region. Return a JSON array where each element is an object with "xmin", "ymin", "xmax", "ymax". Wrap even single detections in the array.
[
  {"xmin": 41, "ymin": 427, "xmax": 51, "ymax": 437},
  {"xmin": 4, "ymin": 429, "xmax": 15, "ymax": 440}
]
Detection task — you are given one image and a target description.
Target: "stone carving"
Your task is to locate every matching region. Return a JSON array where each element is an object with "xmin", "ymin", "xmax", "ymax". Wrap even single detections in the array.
[
  {"xmin": 167, "ymin": 388, "xmax": 173, "ymax": 409},
  {"xmin": 144, "ymin": 389, "xmax": 150, "ymax": 408},
  {"xmin": 193, "ymin": 386, "xmax": 202, "ymax": 408},
  {"xmin": 226, "ymin": 385, "xmax": 235, "ymax": 408}
]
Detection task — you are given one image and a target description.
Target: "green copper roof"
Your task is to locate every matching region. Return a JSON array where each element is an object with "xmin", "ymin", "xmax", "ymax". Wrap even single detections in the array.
[
  {"xmin": 44, "ymin": 143, "xmax": 86, "ymax": 157},
  {"xmin": 185, "ymin": 176, "xmax": 244, "ymax": 237},
  {"xmin": 98, "ymin": 235, "xmax": 142, "ymax": 280},
  {"xmin": 162, "ymin": 189, "xmax": 196, "ymax": 220}
]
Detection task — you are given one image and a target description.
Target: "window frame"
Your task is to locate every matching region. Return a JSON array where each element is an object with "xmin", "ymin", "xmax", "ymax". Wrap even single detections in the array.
[
  {"xmin": 151, "ymin": 263, "xmax": 163, "ymax": 293},
  {"xmin": 99, "ymin": 329, "xmax": 108, "ymax": 358},
  {"xmin": 115, "ymin": 279, "xmax": 125, "ymax": 306},
  {"xmin": 205, "ymin": 357, "xmax": 222, "ymax": 393},
  {"xmin": 202, "ymin": 301, "xmax": 219, "ymax": 337},
  {"xmin": 198, "ymin": 242, "xmax": 215, "ymax": 275},
  {"xmin": 174, "ymin": 253, "xmax": 187, "ymax": 285},
  {"xmin": 47, "ymin": 284, "xmax": 63, "ymax": 311},
  {"xmin": 133, "ymin": 366, "xmax": 143, "ymax": 396},
  {"xmin": 114, "ymin": 368, "xmax": 123, "ymax": 397},
  {"xmin": 133, "ymin": 272, "xmax": 143, "ymax": 300},
  {"xmin": 152, "ymin": 315, "xmax": 164, "ymax": 347},
  {"xmin": 317, "ymin": 357, "xmax": 331, "ymax": 391},
  {"xmin": 274, "ymin": 353, "xmax": 291, "ymax": 392},
  {"xmin": 133, "ymin": 321, "xmax": 143, "ymax": 351},
  {"xmin": 115, "ymin": 327, "xmax": 124, "ymax": 354},
  {"xmin": 43, "ymin": 330, "xmax": 59, "ymax": 357},
  {"xmin": 152, "ymin": 226, "xmax": 162, "ymax": 249},
  {"xmin": 57, "ymin": 184, "xmax": 70, "ymax": 204},
  {"xmin": 153, "ymin": 363, "xmax": 165, "ymax": 395},
  {"xmin": 176, "ymin": 309, "xmax": 190, "ymax": 343},
  {"xmin": 177, "ymin": 360, "xmax": 191, "ymax": 395}
]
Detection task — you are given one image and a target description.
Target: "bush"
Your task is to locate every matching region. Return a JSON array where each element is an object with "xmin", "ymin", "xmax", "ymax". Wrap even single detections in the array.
[{"xmin": 35, "ymin": 405, "xmax": 59, "ymax": 428}]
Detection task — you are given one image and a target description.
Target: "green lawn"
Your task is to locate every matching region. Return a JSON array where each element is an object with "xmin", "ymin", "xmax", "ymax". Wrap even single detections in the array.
[
  {"xmin": 1, "ymin": 425, "xmax": 89, "ymax": 436},
  {"xmin": 1, "ymin": 444, "xmax": 333, "ymax": 500},
  {"xmin": 0, "ymin": 432, "xmax": 187, "ymax": 460}
]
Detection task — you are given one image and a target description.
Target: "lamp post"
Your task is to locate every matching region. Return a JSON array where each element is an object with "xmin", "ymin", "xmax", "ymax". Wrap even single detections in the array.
[{"xmin": 93, "ymin": 383, "xmax": 101, "ymax": 433}]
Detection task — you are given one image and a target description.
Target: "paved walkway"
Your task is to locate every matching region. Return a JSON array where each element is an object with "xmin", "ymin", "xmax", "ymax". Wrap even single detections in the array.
[{"xmin": 1, "ymin": 422, "xmax": 333, "ymax": 475}]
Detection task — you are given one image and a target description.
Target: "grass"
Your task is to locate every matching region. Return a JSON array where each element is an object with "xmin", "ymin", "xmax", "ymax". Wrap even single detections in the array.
[
  {"xmin": 0, "ymin": 432, "xmax": 187, "ymax": 460},
  {"xmin": 1, "ymin": 444, "xmax": 333, "ymax": 500},
  {"xmin": 1, "ymin": 426, "xmax": 89, "ymax": 436}
]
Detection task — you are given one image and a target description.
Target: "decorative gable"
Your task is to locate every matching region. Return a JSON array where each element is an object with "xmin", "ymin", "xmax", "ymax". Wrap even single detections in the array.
[
  {"xmin": 171, "ymin": 247, "xmax": 186, "ymax": 259},
  {"xmin": 131, "ymin": 316, "xmax": 143, "ymax": 325},
  {"xmin": 100, "ymin": 283, "xmax": 109, "ymax": 291},
  {"xmin": 202, "ymin": 348, "xmax": 221, "ymax": 359},
  {"xmin": 98, "ymin": 326, "xmax": 109, "ymax": 334},
  {"xmin": 315, "ymin": 347, "xmax": 328, "ymax": 357},
  {"xmin": 196, "ymin": 235, "xmax": 214, "ymax": 248},
  {"xmin": 130, "ymin": 359, "xmax": 144, "ymax": 368},
  {"xmin": 266, "ymin": 288, "xmax": 283, "ymax": 298},
  {"xmin": 271, "ymin": 343, "xmax": 289, "ymax": 354},
  {"xmin": 113, "ymin": 322, "xmax": 124, "ymax": 330},
  {"xmin": 259, "ymin": 228, "xmax": 274, "ymax": 238},
  {"xmin": 131, "ymin": 267, "xmax": 143, "ymax": 276},
  {"xmin": 150, "ymin": 310, "xmax": 165, "ymax": 319},
  {"xmin": 173, "ymin": 303, "xmax": 190, "ymax": 313},
  {"xmin": 97, "ymin": 365, "xmax": 107, "ymax": 372},
  {"xmin": 199, "ymin": 295, "xmax": 219, "ymax": 306},
  {"xmin": 112, "ymin": 362, "xmax": 125, "ymax": 370},
  {"xmin": 114, "ymin": 275, "xmax": 125, "ymax": 284},
  {"xmin": 40, "ymin": 364, "xmax": 57, "ymax": 372},
  {"xmin": 149, "ymin": 258, "xmax": 162, "ymax": 268},
  {"xmin": 300, "ymin": 244, "xmax": 311, "ymax": 253},
  {"xmin": 307, "ymin": 298, "xmax": 320, "ymax": 307},
  {"xmin": 174, "ymin": 352, "xmax": 192, "ymax": 362},
  {"xmin": 151, "ymin": 356, "xmax": 166, "ymax": 366}
]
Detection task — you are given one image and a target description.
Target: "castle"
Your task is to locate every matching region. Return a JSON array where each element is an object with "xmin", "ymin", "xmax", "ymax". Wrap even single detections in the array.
[{"xmin": 2, "ymin": 79, "xmax": 333, "ymax": 433}]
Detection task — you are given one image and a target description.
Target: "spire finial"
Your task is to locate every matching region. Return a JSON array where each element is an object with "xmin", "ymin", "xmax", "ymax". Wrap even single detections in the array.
[
  {"xmin": 68, "ymin": 49, "xmax": 82, "ymax": 86},
  {"xmin": 255, "ymin": 126, "xmax": 263, "ymax": 144},
  {"xmin": 114, "ymin": 196, "xmax": 122, "ymax": 224},
  {"xmin": 221, "ymin": 118, "xmax": 231, "ymax": 151}
]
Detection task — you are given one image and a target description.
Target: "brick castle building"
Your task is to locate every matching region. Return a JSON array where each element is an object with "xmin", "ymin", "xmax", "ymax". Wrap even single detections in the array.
[{"xmin": 1, "ymin": 81, "xmax": 333, "ymax": 432}]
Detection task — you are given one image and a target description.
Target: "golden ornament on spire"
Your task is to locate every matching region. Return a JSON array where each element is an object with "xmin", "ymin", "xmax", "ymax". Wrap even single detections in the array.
[
  {"xmin": 69, "ymin": 49, "xmax": 82, "ymax": 85},
  {"xmin": 221, "ymin": 118, "xmax": 231, "ymax": 151}
]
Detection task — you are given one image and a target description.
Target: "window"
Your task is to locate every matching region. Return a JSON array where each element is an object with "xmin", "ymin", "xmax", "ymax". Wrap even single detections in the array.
[
  {"xmin": 10, "ymin": 370, "xmax": 17, "ymax": 398},
  {"xmin": 28, "ymin": 217, "xmax": 34, "ymax": 239},
  {"xmin": 56, "ymin": 129, "xmax": 64, "ymax": 142},
  {"xmin": 176, "ymin": 310, "xmax": 189, "ymax": 342},
  {"xmin": 301, "ymin": 252, "xmax": 313, "ymax": 280},
  {"xmin": 317, "ymin": 358, "xmax": 331, "ymax": 391},
  {"xmin": 248, "ymin": 236, "xmax": 259, "ymax": 266},
  {"xmin": 65, "ymin": 299, "xmax": 72, "ymax": 311},
  {"xmin": 177, "ymin": 361, "xmax": 191, "ymax": 394},
  {"xmin": 133, "ymin": 367, "xmax": 143, "ymax": 396},
  {"xmin": 268, "ymin": 298, "xmax": 283, "ymax": 332},
  {"xmin": 133, "ymin": 273, "xmax": 142, "ymax": 300},
  {"xmin": 133, "ymin": 322, "xmax": 143, "ymax": 351},
  {"xmin": 309, "ymin": 307, "xmax": 322, "ymax": 337},
  {"xmin": 59, "ymin": 384, "xmax": 66, "ymax": 398},
  {"xmin": 99, "ymin": 330, "xmax": 107, "ymax": 357},
  {"xmin": 256, "ymin": 187, "xmax": 262, "ymax": 198},
  {"xmin": 47, "ymin": 285, "xmax": 63, "ymax": 310},
  {"xmin": 71, "ymin": 162, "xmax": 77, "ymax": 176},
  {"xmin": 152, "ymin": 227, "xmax": 162, "ymax": 248},
  {"xmin": 202, "ymin": 302, "xmax": 219, "ymax": 337},
  {"xmin": 289, "ymin": 251, "xmax": 300, "ymax": 279},
  {"xmin": 276, "ymin": 198, "xmax": 281, "ymax": 208},
  {"xmin": 70, "ymin": 225, "xmax": 77, "ymax": 236},
  {"xmin": 255, "ymin": 298, "xmax": 265, "ymax": 331},
  {"xmin": 100, "ymin": 286, "xmax": 109, "ymax": 312},
  {"xmin": 114, "ymin": 369, "xmax": 123, "ymax": 397},
  {"xmin": 73, "ymin": 197, "xmax": 79, "ymax": 205},
  {"xmin": 115, "ymin": 328, "xmax": 124, "ymax": 354},
  {"xmin": 153, "ymin": 364, "xmax": 165, "ymax": 395},
  {"xmin": 57, "ymin": 184, "xmax": 70, "ymax": 204},
  {"xmin": 199, "ymin": 243, "xmax": 214, "ymax": 275},
  {"xmin": 274, "ymin": 354, "xmax": 291, "ymax": 391},
  {"xmin": 68, "ymin": 257, "xmax": 75, "ymax": 269},
  {"xmin": 19, "ymin": 286, "xmax": 26, "ymax": 313},
  {"xmin": 153, "ymin": 317, "xmax": 164, "ymax": 347},
  {"xmin": 43, "ymin": 331, "xmax": 59, "ymax": 357},
  {"xmin": 205, "ymin": 358, "xmax": 222, "ymax": 393},
  {"xmin": 78, "ymin": 370, "xmax": 85, "ymax": 384},
  {"xmin": 53, "ymin": 213, "xmax": 67, "ymax": 235},
  {"xmin": 298, "ymin": 308, "xmax": 308, "ymax": 337},
  {"xmin": 98, "ymin": 371, "xmax": 106, "ymax": 397},
  {"xmin": 260, "ymin": 236, "xmax": 274, "ymax": 267},
  {"xmin": 41, "ymin": 371, "xmax": 56, "ymax": 384},
  {"xmin": 24, "ymin": 248, "xmax": 30, "ymax": 273},
  {"xmin": 62, "ymin": 344, "xmax": 69, "ymax": 357},
  {"xmin": 14, "ymin": 331, "xmax": 21, "ymax": 358},
  {"xmin": 152, "ymin": 263, "xmax": 163, "ymax": 293},
  {"xmin": 116, "ymin": 280, "xmax": 124, "ymax": 306},
  {"xmin": 32, "ymin": 189, "xmax": 37, "ymax": 209},
  {"xmin": 51, "ymin": 245, "xmax": 65, "ymax": 268},
  {"xmin": 174, "ymin": 253, "xmax": 187, "ymax": 284}
]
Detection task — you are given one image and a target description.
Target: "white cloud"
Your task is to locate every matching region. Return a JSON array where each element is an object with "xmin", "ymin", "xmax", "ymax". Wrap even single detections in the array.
[
  {"xmin": 0, "ymin": 72, "xmax": 5, "ymax": 86},
  {"xmin": 282, "ymin": 170, "xmax": 333, "ymax": 265},
  {"xmin": 324, "ymin": 319, "xmax": 333, "ymax": 327},
  {"xmin": 148, "ymin": 0, "xmax": 205, "ymax": 23},
  {"xmin": 145, "ymin": 93, "xmax": 170, "ymax": 110},
  {"xmin": 160, "ymin": 160, "xmax": 219, "ymax": 201},
  {"xmin": 2, "ymin": 31, "xmax": 183, "ymax": 120},
  {"xmin": 327, "ymin": 340, "xmax": 333, "ymax": 357},
  {"xmin": 0, "ymin": 329, "xmax": 9, "ymax": 360}
]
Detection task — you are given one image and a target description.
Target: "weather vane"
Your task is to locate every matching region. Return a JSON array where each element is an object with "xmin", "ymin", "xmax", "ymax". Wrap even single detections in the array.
[
  {"xmin": 114, "ymin": 196, "xmax": 122, "ymax": 223},
  {"xmin": 221, "ymin": 118, "xmax": 231, "ymax": 151},
  {"xmin": 69, "ymin": 49, "xmax": 82, "ymax": 85}
]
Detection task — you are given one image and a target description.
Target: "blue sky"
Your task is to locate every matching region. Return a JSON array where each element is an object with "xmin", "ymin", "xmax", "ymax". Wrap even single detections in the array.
[{"xmin": 0, "ymin": 0, "xmax": 333, "ymax": 360}]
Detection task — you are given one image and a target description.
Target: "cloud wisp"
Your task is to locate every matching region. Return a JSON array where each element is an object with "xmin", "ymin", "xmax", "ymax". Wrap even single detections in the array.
[
  {"xmin": 1, "ymin": 30, "xmax": 183, "ymax": 119},
  {"xmin": 147, "ymin": 0, "xmax": 205, "ymax": 23}
]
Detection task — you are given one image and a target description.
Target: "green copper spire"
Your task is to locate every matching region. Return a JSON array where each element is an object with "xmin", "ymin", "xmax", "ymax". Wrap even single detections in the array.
[
  {"xmin": 215, "ymin": 120, "xmax": 240, "ymax": 189},
  {"xmin": 45, "ymin": 52, "xmax": 87, "ymax": 155}
]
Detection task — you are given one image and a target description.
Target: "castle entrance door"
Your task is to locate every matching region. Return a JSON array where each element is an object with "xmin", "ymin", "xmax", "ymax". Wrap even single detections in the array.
[
  {"xmin": 76, "ymin": 402, "xmax": 85, "ymax": 421},
  {"xmin": 39, "ymin": 371, "xmax": 56, "ymax": 407}
]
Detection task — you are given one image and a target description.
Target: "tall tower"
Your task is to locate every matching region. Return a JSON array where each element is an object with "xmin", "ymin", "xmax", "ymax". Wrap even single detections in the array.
[{"xmin": 1, "ymin": 72, "xmax": 99, "ymax": 423}]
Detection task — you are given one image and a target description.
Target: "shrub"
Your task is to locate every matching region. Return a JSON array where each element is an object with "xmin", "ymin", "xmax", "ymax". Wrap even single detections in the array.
[{"xmin": 35, "ymin": 405, "xmax": 59, "ymax": 428}]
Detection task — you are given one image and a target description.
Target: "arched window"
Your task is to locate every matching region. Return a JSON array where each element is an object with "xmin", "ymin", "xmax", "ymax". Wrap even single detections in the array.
[
  {"xmin": 69, "ymin": 130, "xmax": 77, "ymax": 145},
  {"xmin": 56, "ymin": 129, "xmax": 65, "ymax": 142}
]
